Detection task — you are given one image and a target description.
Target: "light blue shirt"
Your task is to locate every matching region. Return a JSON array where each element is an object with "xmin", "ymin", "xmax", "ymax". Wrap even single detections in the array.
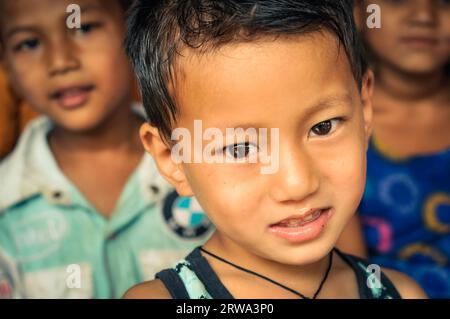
[{"xmin": 0, "ymin": 116, "xmax": 213, "ymax": 298}]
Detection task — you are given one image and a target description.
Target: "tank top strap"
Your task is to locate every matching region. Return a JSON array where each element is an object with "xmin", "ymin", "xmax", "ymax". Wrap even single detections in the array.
[
  {"xmin": 156, "ymin": 247, "xmax": 234, "ymax": 299},
  {"xmin": 185, "ymin": 247, "xmax": 234, "ymax": 299},
  {"xmin": 333, "ymin": 248, "xmax": 402, "ymax": 299}
]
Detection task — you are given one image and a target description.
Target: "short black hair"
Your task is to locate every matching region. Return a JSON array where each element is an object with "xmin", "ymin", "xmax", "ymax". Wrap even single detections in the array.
[{"xmin": 125, "ymin": 0, "xmax": 369, "ymax": 144}]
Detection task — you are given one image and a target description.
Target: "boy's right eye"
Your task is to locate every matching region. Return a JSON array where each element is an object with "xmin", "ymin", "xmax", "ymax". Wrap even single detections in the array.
[
  {"xmin": 222, "ymin": 142, "xmax": 258, "ymax": 160},
  {"xmin": 13, "ymin": 38, "xmax": 40, "ymax": 52}
]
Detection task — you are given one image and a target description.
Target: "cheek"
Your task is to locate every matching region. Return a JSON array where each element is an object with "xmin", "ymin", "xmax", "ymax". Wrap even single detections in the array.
[
  {"xmin": 85, "ymin": 46, "xmax": 133, "ymax": 99},
  {"xmin": 441, "ymin": 13, "xmax": 450, "ymax": 35},
  {"xmin": 329, "ymin": 147, "xmax": 366, "ymax": 200},
  {"xmin": 365, "ymin": 18, "xmax": 399, "ymax": 57},
  {"xmin": 439, "ymin": 25, "xmax": 450, "ymax": 59},
  {"xmin": 186, "ymin": 164, "xmax": 263, "ymax": 228},
  {"xmin": 6, "ymin": 59, "xmax": 47, "ymax": 108},
  {"xmin": 317, "ymin": 129, "xmax": 367, "ymax": 206}
]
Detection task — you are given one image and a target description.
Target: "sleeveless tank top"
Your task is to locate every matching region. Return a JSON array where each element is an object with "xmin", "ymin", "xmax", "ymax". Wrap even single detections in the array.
[{"xmin": 155, "ymin": 247, "xmax": 402, "ymax": 299}]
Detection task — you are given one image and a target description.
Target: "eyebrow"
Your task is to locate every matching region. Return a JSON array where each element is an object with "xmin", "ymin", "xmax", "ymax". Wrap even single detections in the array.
[
  {"xmin": 214, "ymin": 122, "xmax": 269, "ymax": 131},
  {"xmin": 79, "ymin": 3, "xmax": 104, "ymax": 14},
  {"xmin": 214, "ymin": 94, "xmax": 354, "ymax": 130},
  {"xmin": 301, "ymin": 93, "xmax": 354, "ymax": 121},
  {"xmin": 4, "ymin": 26, "xmax": 39, "ymax": 40}
]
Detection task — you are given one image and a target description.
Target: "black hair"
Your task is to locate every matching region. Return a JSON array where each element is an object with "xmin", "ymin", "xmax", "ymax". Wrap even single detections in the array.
[
  {"xmin": 119, "ymin": 0, "xmax": 134, "ymax": 12},
  {"xmin": 125, "ymin": 0, "xmax": 369, "ymax": 144}
]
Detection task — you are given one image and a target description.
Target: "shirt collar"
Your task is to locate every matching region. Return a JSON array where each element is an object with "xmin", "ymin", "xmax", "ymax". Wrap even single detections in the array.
[{"xmin": 0, "ymin": 116, "xmax": 71, "ymax": 211}]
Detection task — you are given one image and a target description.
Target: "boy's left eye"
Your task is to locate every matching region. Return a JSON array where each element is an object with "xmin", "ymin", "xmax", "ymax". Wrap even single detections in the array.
[
  {"xmin": 309, "ymin": 118, "xmax": 342, "ymax": 137},
  {"xmin": 75, "ymin": 22, "xmax": 102, "ymax": 35}
]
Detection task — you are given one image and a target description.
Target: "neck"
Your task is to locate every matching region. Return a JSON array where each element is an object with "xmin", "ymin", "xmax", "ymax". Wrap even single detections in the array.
[
  {"xmin": 376, "ymin": 64, "xmax": 448, "ymax": 105},
  {"xmin": 49, "ymin": 99, "xmax": 143, "ymax": 156},
  {"xmin": 203, "ymin": 232, "xmax": 332, "ymax": 295}
]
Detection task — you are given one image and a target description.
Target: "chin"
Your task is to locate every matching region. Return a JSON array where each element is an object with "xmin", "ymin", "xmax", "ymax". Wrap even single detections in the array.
[
  {"xmin": 269, "ymin": 238, "xmax": 336, "ymax": 266},
  {"xmin": 396, "ymin": 58, "xmax": 447, "ymax": 75},
  {"xmin": 61, "ymin": 108, "xmax": 116, "ymax": 129},
  {"xmin": 56, "ymin": 118, "xmax": 106, "ymax": 133}
]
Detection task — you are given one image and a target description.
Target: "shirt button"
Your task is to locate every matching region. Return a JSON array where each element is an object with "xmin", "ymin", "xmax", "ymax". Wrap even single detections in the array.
[
  {"xmin": 52, "ymin": 191, "xmax": 63, "ymax": 199},
  {"xmin": 107, "ymin": 233, "xmax": 117, "ymax": 241},
  {"xmin": 149, "ymin": 185, "xmax": 160, "ymax": 195}
]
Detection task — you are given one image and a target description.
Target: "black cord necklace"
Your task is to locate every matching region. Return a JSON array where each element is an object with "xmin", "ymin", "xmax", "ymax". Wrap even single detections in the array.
[{"xmin": 199, "ymin": 247, "xmax": 334, "ymax": 299}]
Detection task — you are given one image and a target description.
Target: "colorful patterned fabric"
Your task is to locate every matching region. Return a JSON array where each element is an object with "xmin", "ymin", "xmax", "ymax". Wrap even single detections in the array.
[{"xmin": 359, "ymin": 138, "xmax": 450, "ymax": 298}]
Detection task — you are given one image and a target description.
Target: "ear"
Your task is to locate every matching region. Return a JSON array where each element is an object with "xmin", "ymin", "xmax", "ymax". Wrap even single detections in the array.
[
  {"xmin": 360, "ymin": 69, "xmax": 374, "ymax": 149},
  {"xmin": 140, "ymin": 123, "xmax": 194, "ymax": 197}
]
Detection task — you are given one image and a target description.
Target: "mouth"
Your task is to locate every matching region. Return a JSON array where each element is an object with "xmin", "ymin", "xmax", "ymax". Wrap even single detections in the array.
[
  {"xmin": 268, "ymin": 207, "xmax": 333, "ymax": 244},
  {"xmin": 49, "ymin": 84, "xmax": 95, "ymax": 110},
  {"xmin": 399, "ymin": 36, "xmax": 440, "ymax": 49}
]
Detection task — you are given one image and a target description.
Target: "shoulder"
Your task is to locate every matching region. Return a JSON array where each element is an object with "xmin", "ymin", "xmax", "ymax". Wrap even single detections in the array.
[
  {"xmin": 335, "ymin": 250, "xmax": 427, "ymax": 299},
  {"xmin": 0, "ymin": 116, "xmax": 57, "ymax": 212},
  {"xmin": 123, "ymin": 279, "xmax": 172, "ymax": 299},
  {"xmin": 382, "ymin": 267, "xmax": 428, "ymax": 299},
  {"xmin": 0, "ymin": 116, "xmax": 49, "ymax": 182}
]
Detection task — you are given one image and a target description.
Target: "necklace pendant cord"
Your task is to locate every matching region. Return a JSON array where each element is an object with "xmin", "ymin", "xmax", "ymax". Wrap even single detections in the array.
[{"xmin": 199, "ymin": 247, "xmax": 334, "ymax": 299}]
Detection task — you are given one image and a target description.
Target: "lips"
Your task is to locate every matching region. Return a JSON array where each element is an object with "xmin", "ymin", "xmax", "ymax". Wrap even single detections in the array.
[
  {"xmin": 50, "ymin": 84, "xmax": 95, "ymax": 110},
  {"xmin": 268, "ymin": 208, "xmax": 333, "ymax": 244},
  {"xmin": 399, "ymin": 36, "xmax": 440, "ymax": 49},
  {"xmin": 271, "ymin": 208, "xmax": 329, "ymax": 227}
]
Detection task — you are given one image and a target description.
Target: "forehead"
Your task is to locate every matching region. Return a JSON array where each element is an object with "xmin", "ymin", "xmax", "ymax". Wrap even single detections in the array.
[
  {"xmin": 173, "ymin": 31, "xmax": 357, "ymax": 125},
  {"xmin": 0, "ymin": 0, "xmax": 119, "ymax": 30}
]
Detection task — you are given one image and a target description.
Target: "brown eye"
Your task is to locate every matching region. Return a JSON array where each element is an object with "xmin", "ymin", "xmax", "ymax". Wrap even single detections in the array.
[
  {"xmin": 14, "ymin": 38, "xmax": 40, "ymax": 52},
  {"xmin": 223, "ymin": 142, "xmax": 258, "ymax": 159},
  {"xmin": 232, "ymin": 144, "xmax": 250, "ymax": 158},
  {"xmin": 74, "ymin": 22, "xmax": 103, "ymax": 35},
  {"xmin": 309, "ymin": 119, "xmax": 342, "ymax": 137},
  {"xmin": 311, "ymin": 121, "xmax": 332, "ymax": 136}
]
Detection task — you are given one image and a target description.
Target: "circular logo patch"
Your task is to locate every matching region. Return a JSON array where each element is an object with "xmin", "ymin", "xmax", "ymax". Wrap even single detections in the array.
[{"xmin": 163, "ymin": 191, "xmax": 212, "ymax": 239}]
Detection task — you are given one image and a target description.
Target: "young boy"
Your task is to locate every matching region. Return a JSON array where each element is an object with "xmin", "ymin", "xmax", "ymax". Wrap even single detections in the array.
[
  {"xmin": 123, "ymin": 0, "xmax": 426, "ymax": 299},
  {"xmin": 0, "ymin": 0, "xmax": 212, "ymax": 298}
]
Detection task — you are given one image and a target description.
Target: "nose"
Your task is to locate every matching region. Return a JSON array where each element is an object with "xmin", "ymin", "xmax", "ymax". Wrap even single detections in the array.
[
  {"xmin": 268, "ymin": 142, "xmax": 320, "ymax": 204},
  {"xmin": 47, "ymin": 35, "xmax": 80, "ymax": 76},
  {"xmin": 407, "ymin": 0, "xmax": 438, "ymax": 28}
]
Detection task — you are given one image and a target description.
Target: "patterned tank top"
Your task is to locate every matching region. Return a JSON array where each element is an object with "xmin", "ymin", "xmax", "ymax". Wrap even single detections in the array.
[{"xmin": 155, "ymin": 247, "xmax": 402, "ymax": 299}]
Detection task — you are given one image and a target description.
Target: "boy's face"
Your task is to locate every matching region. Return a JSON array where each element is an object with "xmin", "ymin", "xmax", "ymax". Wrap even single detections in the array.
[
  {"xmin": 143, "ymin": 32, "xmax": 373, "ymax": 265},
  {"xmin": 359, "ymin": 0, "xmax": 450, "ymax": 74},
  {"xmin": 0, "ymin": 0, "xmax": 134, "ymax": 132}
]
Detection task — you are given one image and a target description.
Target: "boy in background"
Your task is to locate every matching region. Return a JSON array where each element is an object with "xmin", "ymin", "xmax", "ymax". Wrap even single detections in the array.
[{"xmin": 0, "ymin": 0, "xmax": 212, "ymax": 298}]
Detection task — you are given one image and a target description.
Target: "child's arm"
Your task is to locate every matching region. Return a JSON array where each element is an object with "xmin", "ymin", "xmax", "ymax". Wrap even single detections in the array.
[
  {"xmin": 382, "ymin": 268, "xmax": 428, "ymax": 299},
  {"xmin": 0, "ymin": 247, "xmax": 23, "ymax": 299},
  {"xmin": 336, "ymin": 214, "xmax": 368, "ymax": 258},
  {"xmin": 122, "ymin": 279, "xmax": 172, "ymax": 299}
]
